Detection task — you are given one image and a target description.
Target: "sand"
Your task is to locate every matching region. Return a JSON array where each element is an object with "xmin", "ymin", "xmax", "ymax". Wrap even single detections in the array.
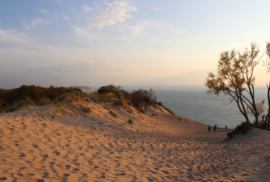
[{"xmin": 0, "ymin": 99, "xmax": 270, "ymax": 182}]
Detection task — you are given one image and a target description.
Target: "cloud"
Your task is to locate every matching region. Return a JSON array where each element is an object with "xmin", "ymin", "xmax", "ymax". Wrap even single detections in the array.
[
  {"xmin": 23, "ymin": 17, "xmax": 47, "ymax": 30},
  {"xmin": 82, "ymin": 5, "xmax": 92, "ymax": 14},
  {"xmin": 118, "ymin": 20, "xmax": 183, "ymax": 40},
  {"xmin": 38, "ymin": 9, "xmax": 50, "ymax": 15},
  {"xmin": 89, "ymin": 1, "xmax": 136, "ymax": 28},
  {"xmin": 70, "ymin": 8, "xmax": 81, "ymax": 21},
  {"xmin": 37, "ymin": 60, "xmax": 124, "ymax": 73},
  {"xmin": 153, "ymin": 7, "xmax": 160, "ymax": 10},
  {"xmin": 143, "ymin": 5, "xmax": 147, "ymax": 8},
  {"xmin": 74, "ymin": 26, "xmax": 94, "ymax": 40},
  {"xmin": 0, "ymin": 28, "xmax": 36, "ymax": 46},
  {"xmin": 62, "ymin": 14, "xmax": 71, "ymax": 21}
]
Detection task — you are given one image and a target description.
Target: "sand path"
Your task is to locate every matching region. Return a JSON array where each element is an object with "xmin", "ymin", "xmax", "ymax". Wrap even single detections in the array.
[{"xmin": 0, "ymin": 101, "xmax": 270, "ymax": 182}]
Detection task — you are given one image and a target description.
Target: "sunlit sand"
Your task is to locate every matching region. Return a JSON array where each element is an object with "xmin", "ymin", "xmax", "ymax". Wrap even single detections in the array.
[{"xmin": 1, "ymin": 99, "xmax": 270, "ymax": 182}]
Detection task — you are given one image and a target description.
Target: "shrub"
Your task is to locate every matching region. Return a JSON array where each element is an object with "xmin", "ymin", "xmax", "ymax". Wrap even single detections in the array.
[
  {"xmin": 227, "ymin": 122, "xmax": 251, "ymax": 138},
  {"xmin": 114, "ymin": 93, "xmax": 124, "ymax": 106},
  {"xmin": 92, "ymin": 92, "xmax": 114, "ymax": 102},
  {"xmin": 98, "ymin": 84, "xmax": 121, "ymax": 96},
  {"xmin": 5, "ymin": 98, "xmax": 37, "ymax": 113},
  {"xmin": 90, "ymin": 93, "xmax": 100, "ymax": 103},
  {"xmin": 37, "ymin": 98, "xmax": 53, "ymax": 106},
  {"xmin": 0, "ymin": 98, "xmax": 9, "ymax": 110},
  {"xmin": 128, "ymin": 119, "xmax": 133, "ymax": 124},
  {"xmin": 57, "ymin": 92, "xmax": 84, "ymax": 102},
  {"xmin": 110, "ymin": 110, "xmax": 117, "ymax": 117}
]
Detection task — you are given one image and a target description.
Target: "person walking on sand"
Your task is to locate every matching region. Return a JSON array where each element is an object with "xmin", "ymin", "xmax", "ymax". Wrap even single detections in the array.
[
  {"xmin": 179, "ymin": 118, "xmax": 181, "ymax": 123},
  {"xmin": 213, "ymin": 125, "xmax": 217, "ymax": 131},
  {"xmin": 208, "ymin": 125, "xmax": 211, "ymax": 132}
]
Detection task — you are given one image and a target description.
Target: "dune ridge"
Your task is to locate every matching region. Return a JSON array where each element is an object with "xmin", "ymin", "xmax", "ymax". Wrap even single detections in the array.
[{"xmin": 0, "ymin": 99, "xmax": 270, "ymax": 182}]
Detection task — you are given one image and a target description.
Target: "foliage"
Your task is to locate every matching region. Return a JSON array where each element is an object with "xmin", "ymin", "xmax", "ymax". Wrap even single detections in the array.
[
  {"xmin": 205, "ymin": 42, "xmax": 263, "ymax": 124},
  {"xmin": 5, "ymin": 98, "xmax": 37, "ymax": 113},
  {"xmin": 128, "ymin": 119, "xmax": 133, "ymax": 124},
  {"xmin": 114, "ymin": 92, "xmax": 124, "ymax": 106},
  {"xmin": 0, "ymin": 85, "xmax": 84, "ymax": 113},
  {"xmin": 90, "ymin": 92, "xmax": 116, "ymax": 103},
  {"xmin": 246, "ymin": 100, "xmax": 265, "ymax": 118},
  {"xmin": 264, "ymin": 42, "xmax": 270, "ymax": 72},
  {"xmin": 0, "ymin": 98, "xmax": 9, "ymax": 110},
  {"xmin": 98, "ymin": 84, "xmax": 121, "ymax": 96},
  {"xmin": 37, "ymin": 98, "xmax": 53, "ymax": 106},
  {"xmin": 227, "ymin": 122, "xmax": 251, "ymax": 138}
]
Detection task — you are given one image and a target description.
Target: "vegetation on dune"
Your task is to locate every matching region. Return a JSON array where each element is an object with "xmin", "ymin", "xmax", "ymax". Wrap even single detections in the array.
[
  {"xmin": 0, "ymin": 85, "xmax": 84, "ymax": 113},
  {"xmin": 205, "ymin": 42, "xmax": 270, "ymax": 137},
  {"xmin": 109, "ymin": 110, "xmax": 117, "ymax": 118},
  {"xmin": 0, "ymin": 84, "xmax": 174, "ymax": 117},
  {"xmin": 93, "ymin": 84, "xmax": 174, "ymax": 115},
  {"xmin": 128, "ymin": 119, "xmax": 133, "ymax": 124}
]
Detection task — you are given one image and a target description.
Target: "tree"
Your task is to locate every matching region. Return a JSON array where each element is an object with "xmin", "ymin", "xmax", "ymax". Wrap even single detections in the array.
[
  {"xmin": 265, "ymin": 42, "xmax": 270, "ymax": 123},
  {"xmin": 205, "ymin": 42, "xmax": 263, "ymax": 124},
  {"xmin": 246, "ymin": 100, "xmax": 265, "ymax": 120},
  {"xmin": 98, "ymin": 84, "xmax": 121, "ymax": 96}
]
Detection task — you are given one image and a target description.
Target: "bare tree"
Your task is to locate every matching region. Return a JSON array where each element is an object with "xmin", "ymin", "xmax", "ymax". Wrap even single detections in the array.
[{"xmin": 205, "ymin": 42, "xmax": 263, "ymax": 124}]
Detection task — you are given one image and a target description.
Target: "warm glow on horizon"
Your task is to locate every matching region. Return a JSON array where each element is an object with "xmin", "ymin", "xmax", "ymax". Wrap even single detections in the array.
[{"xmin": 0, "ymin": 0, "xmax": 269, "ymax": 89}]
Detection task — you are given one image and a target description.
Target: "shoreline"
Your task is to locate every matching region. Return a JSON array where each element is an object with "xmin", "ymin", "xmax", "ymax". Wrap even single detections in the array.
[{"xmin": 0, "ymin": 100, "xmax": 270, "ymax": 181}]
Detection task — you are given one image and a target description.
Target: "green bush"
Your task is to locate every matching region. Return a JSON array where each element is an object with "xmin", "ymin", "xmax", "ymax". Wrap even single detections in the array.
[
  {"xmin": 128, "ymin": 119, "xmax": 133, "ymax": 124},
  {"xmin": 227, "ymin": 122, "xmax": 251, "ymax": 138}
]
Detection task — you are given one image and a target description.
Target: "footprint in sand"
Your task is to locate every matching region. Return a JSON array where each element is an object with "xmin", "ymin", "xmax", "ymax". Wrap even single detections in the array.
[
  {"xmin": 161, "ymin": 170, "xmax": 170, "ymax": 174},
  {"xmin": 42, "ymin": 172, "xmax": 49, "ymax": 178},
  {"xmin": 66, "ymin": 165, "xmax": 71, "ymax": 170},
  {"xmin": 42, "ymin": 154, "xmax": 49, "ymax": 158},
  {"xmin": 72, "ymin": 168, "xmax": 80, "ymax": 173},
  {"xmin": 33, "ymin": 144, "xmax": 39, "ymax": 148}
]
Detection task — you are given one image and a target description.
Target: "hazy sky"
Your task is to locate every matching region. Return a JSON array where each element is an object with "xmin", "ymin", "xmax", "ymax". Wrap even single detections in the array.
[{"xmin": 0, "ymin": 0, "xmax": 269, "ymax": 89}]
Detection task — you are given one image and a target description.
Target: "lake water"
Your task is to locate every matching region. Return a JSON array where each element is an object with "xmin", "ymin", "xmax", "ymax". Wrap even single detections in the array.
[{"xmin": 152, "ymin": 87, "xmax": 268, "ymax": 129}]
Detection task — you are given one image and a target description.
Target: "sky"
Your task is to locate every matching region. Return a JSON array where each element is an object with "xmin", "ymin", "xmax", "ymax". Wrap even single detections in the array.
[{"xmin": 0, "ymin": 0, "xmax": 270, "ymax": 89}]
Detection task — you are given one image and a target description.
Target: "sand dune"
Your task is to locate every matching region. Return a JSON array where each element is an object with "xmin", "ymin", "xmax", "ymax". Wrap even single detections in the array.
[{"xmin": 0, "ymin": 99, "xmax": 270, "ymax": 182}]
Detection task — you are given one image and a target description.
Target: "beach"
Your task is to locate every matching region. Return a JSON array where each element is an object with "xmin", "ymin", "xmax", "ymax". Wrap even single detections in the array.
[{"xmin": 0, "ymin": 99, "xmax": 270, "ymax": 182}]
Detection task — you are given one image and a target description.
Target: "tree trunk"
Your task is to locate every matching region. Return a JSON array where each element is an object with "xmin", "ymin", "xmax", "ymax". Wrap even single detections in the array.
[{"xmin": 267, "ymin": 82, "xmax": 270, "ymax": 125}]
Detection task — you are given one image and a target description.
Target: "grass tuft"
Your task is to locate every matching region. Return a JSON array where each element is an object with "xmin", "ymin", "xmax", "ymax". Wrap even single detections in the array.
[
  {"xmin": 110, "ymin": 110, "xmax": 117, "ymax": 118},
  {"xmin": 128, "ymin": 119, "xmax": 133, "ymax": 124},
  {"xmin": 5, "ymin": 99, "xmax": 37, "ymax": 113},
  {"xmin": 227, "ymin": 122, "xmax": 250, "ymax": 138}
]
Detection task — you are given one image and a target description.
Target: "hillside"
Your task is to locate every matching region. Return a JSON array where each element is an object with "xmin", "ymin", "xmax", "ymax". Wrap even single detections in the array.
[{"xmin": 1, "ymin": 98, "xmax": 270, "ymax": 181}]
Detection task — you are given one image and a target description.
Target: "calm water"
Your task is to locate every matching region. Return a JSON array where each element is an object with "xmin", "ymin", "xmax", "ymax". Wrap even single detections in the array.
[{"xmin": 154, "ymin": 88, "xmax": 267, "ymax": 129}]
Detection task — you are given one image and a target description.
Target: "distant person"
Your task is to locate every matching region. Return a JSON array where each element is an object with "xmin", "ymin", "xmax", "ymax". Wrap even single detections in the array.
[
  {"xmin": 213, "ymin": 125, "xmax": 217, "ymax": 131},
  {"xmin": 156, "ymin": 113, "xmax": 158, "ymax": 117},
  {"xmin": 208, "ymin": 125, "xmax": 211, "ymax": 132},
  {"xmin": 179, "ymin": 118, "xmax": 181, "ymax": 123},
  {"xmin": 225, "ymin": 126, "xmax": 227, "ymax": 129}
]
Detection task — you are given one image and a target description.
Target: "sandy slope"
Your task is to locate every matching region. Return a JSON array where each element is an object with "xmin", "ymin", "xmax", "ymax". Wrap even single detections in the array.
[{"xmin": 0, "ymin": 99, "xmax": 270, "ymax": 182}]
